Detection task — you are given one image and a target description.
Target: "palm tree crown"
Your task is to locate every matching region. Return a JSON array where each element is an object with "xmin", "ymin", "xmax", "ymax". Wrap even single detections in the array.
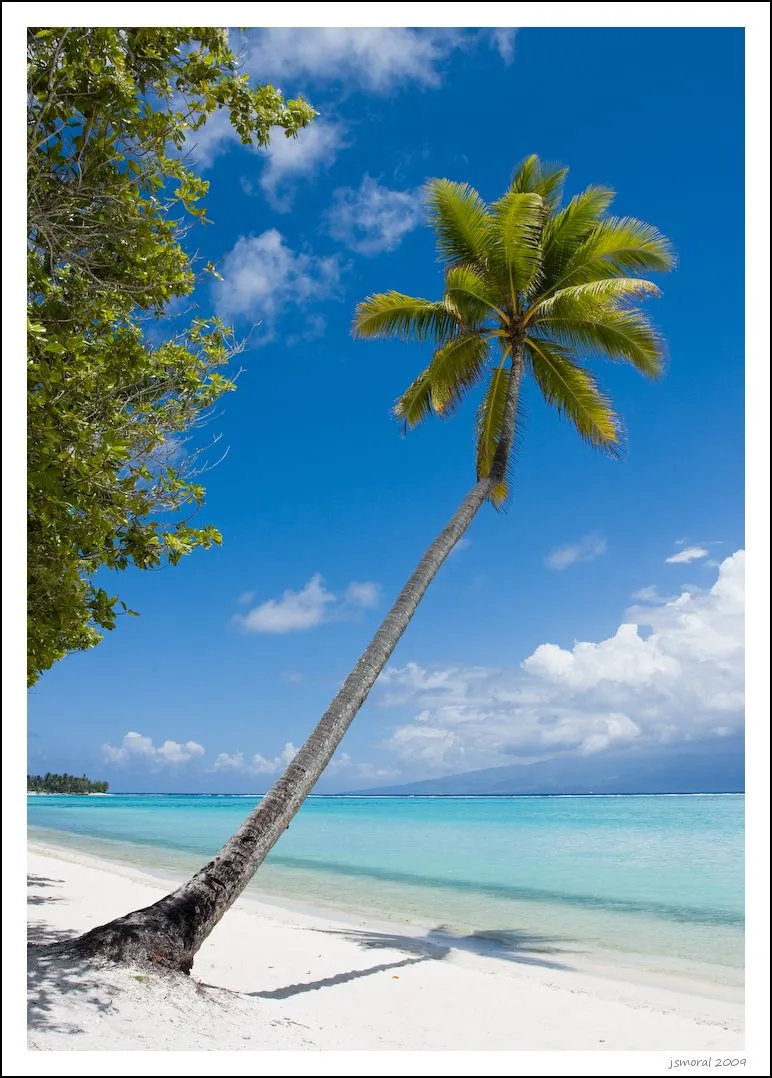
[{"xmin": 353, "ymin": 155, "xmax": 674, "ymax": 505}]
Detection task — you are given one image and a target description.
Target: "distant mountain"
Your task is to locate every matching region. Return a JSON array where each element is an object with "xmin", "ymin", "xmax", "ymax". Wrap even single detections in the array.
[{"xmin": 348, "ymin": 736, "xmax": 744, "ymax": 796}]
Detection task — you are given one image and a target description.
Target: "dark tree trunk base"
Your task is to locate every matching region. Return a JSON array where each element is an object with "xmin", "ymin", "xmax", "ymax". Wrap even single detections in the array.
[{"xmin": 34, "ymin": 904, "xmax": 196, "ymax": 975}]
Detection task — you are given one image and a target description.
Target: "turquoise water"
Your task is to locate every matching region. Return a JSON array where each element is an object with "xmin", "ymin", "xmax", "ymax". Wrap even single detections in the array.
[{"xmin": 28, "ymin": 793, "xmax": 744, "ymax": 987}]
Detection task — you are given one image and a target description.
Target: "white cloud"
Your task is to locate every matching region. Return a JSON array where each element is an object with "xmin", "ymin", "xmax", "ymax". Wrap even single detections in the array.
[
  {"xmin": 234, "ymin": 574, "xmax": 381, "ymax": 634},
  {"xmin": 257, "ymin": 121, "xmax": 346, "ymax": 211},
  {"xmin": 286, "ymin": 313, "xmax": 327, "ymax": 348},
  {"xmin": 183, "ymin": 107, "xmax": 239, "ymax": 169},
  {"xmin": 251, "ymin": 742, "xmax": 299, "ymax": 774},
  {"xmin": 324, "ymin": 752, "xmax": 399, "ymax": 782},
  {"xmin": 326, "ymin": 176, "xmax": 425, "ymax": 255},
  {"xmin": 102, "ymin": 732, "xmax": 205, "ymax": 767},
  {"xmin": 235, "ymin": 574, "xmax": 335, "ymax": 634},
  {"xmin": 244, "ymin": 29, "xmax": 515, "ymax": 95},
  {"xmin": 214, "ymin": 229, "xmax": 341, "ymax": 327},
  {"xmin": 212, "ymin": 752, "xmax": 244, "ymax": 772},
  {"xmin": 213, "ymin": 743, "xmax": 299, "ymax": 776},
  {"xmin": 544, "ymin": 535, "xmax": 607, "ymax": 571},
  {"xmin": 182, "ymin": 29, "xmax": 515, "ymax": 170},
  {"xmin": 490, "ymin": 29, "xmax": 517, "ymax": 63},
  {"xmin": 378, "ymin": 552, "xmax": 745, "ymax": 773},
  {"xmin": 182, "ymin": 110, "xmax": 345, "ymax": 198},
  {"xmin": 345, "ymin": 581, "xmax": 381, "ymax": 609},
  {"xmin": 631, "ymin": 585, "xmax": 672, "ymax": 603},
  {"xmin": 246, "ymin": 28, "xmax": 458, "ymax": 93},
  {"xmin": 665, "ymin": 546, "xmax": 709, "ymax": 564}
]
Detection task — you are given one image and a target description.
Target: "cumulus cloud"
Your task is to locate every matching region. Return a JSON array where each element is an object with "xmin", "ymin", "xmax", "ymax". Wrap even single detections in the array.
[
  {"xmin": 233, "ymin": 574, "xmax": 381, "ymax": 634},
  {"xmin": 243, "ymin": 29, "xmax": 515, "ymax": 94},
  {"xmin": 665, "ymin": 546, "xmax": 709, "ymax": 564},
  {"xmin": 212, "ymin": 743, "xmax": 299, "ymax": 775},
  {"xmin": 213, "ymin": 229, "xmax": 341, "ymax": 327},
  {"xmin": 490, "ymin": 29, "xmax": 517, "ymax": 63},
  {"xmin": 378, "ymin": 552, "xmax": 744, "ymax": 773},
  {"xmin": 631, "ymin": 585, "xmax": 673, "ymax": 603},
  {"xmin": 102, "ymin": 732, "xmax": 205, "ymax": 767},
  {"xmin": 326, "ymin": 176, "xmax": 425, "ymax": 255},
  {"xmin": 183, "ymin": 107, "xmax": 240, "ymax": 169},
  {"xmin": 544, "ymin": 535, "xmax": 607, "ymax": 570},
  {"xmin": 256, "ymin": 120, "xmax": 347, "ymax": 211},
  {"xmin": 235, "ymin": 574, "xmax": 335, "ymax": 634},
  {"xmin": 345, "ymin": 581, "xmax": 382, "ymax": 609},
  {"xmin": 182, "ymin": 109, "xmax": 345, "ymax": 199},
  {"xmin": 246, "ymin": 28, "xmax": 457, "ymax": 93},
  {"xmin": 183, "ymin": 30, "xmax": 515, "ymax": 170}
]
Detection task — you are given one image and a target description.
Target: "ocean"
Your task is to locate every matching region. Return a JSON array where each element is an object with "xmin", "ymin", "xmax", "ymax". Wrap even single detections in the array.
[{"xmin": 28, "ymin": 793, "xmax": 744, "ymax": 989}]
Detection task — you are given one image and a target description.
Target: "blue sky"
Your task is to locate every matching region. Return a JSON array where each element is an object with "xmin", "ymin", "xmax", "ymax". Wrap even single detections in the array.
[{"xmin": 27, "ymin": 27, "xmax": 745, "ymax": 793}]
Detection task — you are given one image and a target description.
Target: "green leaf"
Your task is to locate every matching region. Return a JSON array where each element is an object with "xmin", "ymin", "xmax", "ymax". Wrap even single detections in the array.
[
  {"xmin": 527, "ymin": 338, "xmax": 621, "ymax": 450},
  {"xmin": 353, "ymin": 292, "xmax": 460, "ymax": 344},
  {"xmin": 425, "ymin": 179, "xmax": 491, "ymax": 267}
]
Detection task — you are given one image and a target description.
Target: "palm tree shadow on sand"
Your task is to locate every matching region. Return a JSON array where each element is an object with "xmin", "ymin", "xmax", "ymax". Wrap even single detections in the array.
[
  {"xmin": 238, "ymin": 924, "xmax": 579, "ymax": 1001},
  {"xmin": 322, "ymin": 925, "xmax": 579, "ymax": 970},
  {"xmin": 28, "ymin": 869, "xmax": 580, "ymax": 1025}
]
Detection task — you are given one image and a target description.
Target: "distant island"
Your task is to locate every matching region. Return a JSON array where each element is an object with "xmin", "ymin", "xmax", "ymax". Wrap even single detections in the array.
[
  {"xmin": 347, "ymin": 736, "xmax": 745, "ymax": 797},
  {"xmin": 27, "ymin": 772, "xmax": 109, "ymax": 795}
]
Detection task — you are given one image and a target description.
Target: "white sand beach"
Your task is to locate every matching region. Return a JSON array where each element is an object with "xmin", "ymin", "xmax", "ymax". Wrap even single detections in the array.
[{"xmin": 27, "ymin": 843, "xmax": 744, "ymax": 1052}]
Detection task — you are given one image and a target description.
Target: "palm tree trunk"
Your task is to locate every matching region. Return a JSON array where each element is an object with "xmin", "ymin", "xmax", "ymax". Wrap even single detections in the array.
[{"xmin": 59, "ymin": 354, "xmax": 525, "ymax": 974}]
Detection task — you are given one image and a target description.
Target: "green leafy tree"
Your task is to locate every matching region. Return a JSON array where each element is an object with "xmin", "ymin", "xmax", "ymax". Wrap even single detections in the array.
[
  {"xmin": 27, "ymin": 28, "xmax": 315, "ymax": 684},
  {"xmin": 49, "ymin": 157, "xmax": 673, "ymax": 974},
  {"xmin": 27, "ymin": 773, "xmax": 108, "ymax": 794}
]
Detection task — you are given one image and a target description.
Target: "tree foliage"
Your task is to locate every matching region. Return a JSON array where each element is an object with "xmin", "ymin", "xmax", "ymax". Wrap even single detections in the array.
[
  {"xmin": 354, "ymin": 156, "xmax": 674, "ymax": 506},
  {"xmin": 27, "ymin": 28, "xmax": 315, "ymax": 684},
  {"xmin": 27, "ymin": 772, "xmax": 109, "ymax": 794}
]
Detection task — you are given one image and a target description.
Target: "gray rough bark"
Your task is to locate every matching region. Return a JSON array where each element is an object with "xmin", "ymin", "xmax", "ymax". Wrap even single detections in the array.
[{"xmin": 49, "ymin": 350, "xmax": 525, "ymax": 974}]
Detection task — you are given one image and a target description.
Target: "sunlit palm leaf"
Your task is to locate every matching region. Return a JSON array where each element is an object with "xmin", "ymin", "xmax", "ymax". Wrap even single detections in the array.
[
  {"xmin": 428, "ymin": 334, "xmax": 491, "ymax": 416},
  {"xmin": 526, "ymin": 278, "xmax": 661, "ymax": 323},
  {"xmin": 394, "ymin": 371, "xmax": 433, "ymax": 429},
  {"xmin": 511, "ymin": 154, "xmax": 568, "ymax": 211},
  {"xmin": 527, "ymin": 338, "xmax": 621, "ymax": 451},
  {"xmin": 444, "ymin": 265, "xmax": 505, "ymax": 325},
  {"xmin": 353, "ymin": 291, "xmax": 460, "ymax": 344},
  {"xmin": 548, "ymin": 217, "xmax": 674, "ymax": 294},
  {"xmin": 538, "ymin": 185, "xmax": 616, "ymax": 288},
  {"xmin": 426, "ymin": 179, "xmax": 492, "ymax": 267},
  {"xmin": 475, "ymin": 357, "xmax": 509, "ymax": 489},
  {"xmin": 488, "ymin": 190, "xmax": 544, "ymax": 302},
  {"xmin": 532, "ymin": 306, "xmax": 664, "ymax": 377}
]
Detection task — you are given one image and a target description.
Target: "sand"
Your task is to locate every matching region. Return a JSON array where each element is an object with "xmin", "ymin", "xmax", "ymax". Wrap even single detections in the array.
[{"xmin": 26, "ymin": 843, "xmax": 744, "ymax": 1052}]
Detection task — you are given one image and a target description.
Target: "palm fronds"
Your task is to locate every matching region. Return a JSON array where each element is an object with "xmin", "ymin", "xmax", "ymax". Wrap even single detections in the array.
[
  {"xmin": 353, "ymin": 291, "xmax": 460, "ymax": 344},
  {"xmin": 527, "ymin": 338, "xmax": 621, "ymax": 451},
  {"xmin": 355, "ymin": 155, "xmax": 673, "ymax": 502}
]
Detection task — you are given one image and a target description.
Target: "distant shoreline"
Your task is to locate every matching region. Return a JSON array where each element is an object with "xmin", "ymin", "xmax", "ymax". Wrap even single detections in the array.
[
  {"xmin": 27, "ymin": 791, "xmax": 108, "ymax": 796},
  {"xmin": 28, "ymin": 790, "xmax": 745, "ymax": 798}
]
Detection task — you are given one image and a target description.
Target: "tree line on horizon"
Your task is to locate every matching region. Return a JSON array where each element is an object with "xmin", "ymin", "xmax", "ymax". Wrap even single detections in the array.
[{"xmin": 27, "ymin": 772, "xmax": 109, "ymax": 795}]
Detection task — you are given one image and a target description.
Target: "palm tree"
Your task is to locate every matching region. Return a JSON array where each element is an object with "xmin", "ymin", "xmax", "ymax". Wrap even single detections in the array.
[{"xmin": 59, "ymin": 157, "xmax": 673, "ymax": 972}]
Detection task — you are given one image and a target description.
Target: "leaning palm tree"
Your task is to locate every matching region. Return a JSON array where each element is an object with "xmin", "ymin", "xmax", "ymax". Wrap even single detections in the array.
[{"xmin": 57, "ymin": 157, "xmax": 673, "ymax": 972}]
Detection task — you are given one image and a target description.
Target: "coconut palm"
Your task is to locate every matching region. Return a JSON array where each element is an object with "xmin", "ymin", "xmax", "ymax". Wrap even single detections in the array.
[{"xmin": 59, "ymin": 157, "xmax": 673, "ymax": 972}]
